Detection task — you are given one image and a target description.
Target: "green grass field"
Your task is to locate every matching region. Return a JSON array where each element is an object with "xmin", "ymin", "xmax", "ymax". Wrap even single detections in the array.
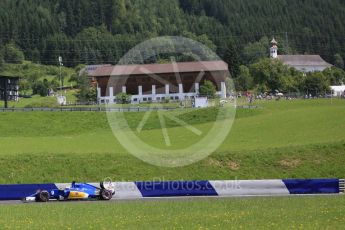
[
  {"xmin": 0, "ymin": 98, "xmax": 345, "ymax": 229},
  {"xmin": 0, "ymin": 99, "xmax": 344, "ymax": 183},
  {"xmin": 1, "ymin": 196, "xmax": 345, "ymax": 229}
]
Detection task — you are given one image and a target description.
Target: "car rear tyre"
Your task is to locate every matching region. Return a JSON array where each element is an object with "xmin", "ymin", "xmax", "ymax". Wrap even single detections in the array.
[
  {"xmin": 100, "ymin": 189, "xmax": 113, "ymax": 200},
  {"xmin": 36, "ymin": 190, "xmax": 50, "ymax": 202}
]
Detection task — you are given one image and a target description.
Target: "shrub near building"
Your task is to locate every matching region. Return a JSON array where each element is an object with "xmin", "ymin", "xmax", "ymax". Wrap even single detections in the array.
[{"xmin": 200, "ymin": 80, "xmax": 217, "ymax": 98}]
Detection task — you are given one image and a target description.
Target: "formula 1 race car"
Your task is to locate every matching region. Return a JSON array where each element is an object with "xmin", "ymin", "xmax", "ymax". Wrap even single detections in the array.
[{"xmin": 24, "ymin": 181, "xmax": 115, "ymax": 202}]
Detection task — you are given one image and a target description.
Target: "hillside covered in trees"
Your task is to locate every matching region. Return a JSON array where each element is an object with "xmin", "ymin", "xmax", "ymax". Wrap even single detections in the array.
[{"xmin": 0, "ymin": 0, "xmax": 344, "ymax": 68}]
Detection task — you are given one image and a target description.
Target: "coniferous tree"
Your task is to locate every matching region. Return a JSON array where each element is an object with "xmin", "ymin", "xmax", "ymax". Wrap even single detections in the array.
[
  {"xmin": 0, "ymin": 52, "xmax": 4, "ymax": 70},
  {"xmin": 222, "ymin": 40, "xmax": 241, "ymax": 78},
  {"xmin": 0, "ymin": 0, "xmax": 344, "ymax": 66},
  {"xmin": 3, "ymin": 42, "xmax": 25, "ymax": 64},
  {"xmin": 334, "ymin": 54, "xmax": 344, "ymax": 69}
]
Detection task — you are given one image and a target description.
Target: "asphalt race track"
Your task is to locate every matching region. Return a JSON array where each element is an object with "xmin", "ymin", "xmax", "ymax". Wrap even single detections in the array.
[{"xmin": 0, "ymin": 193, "xmax": 342, "ymax": 206}]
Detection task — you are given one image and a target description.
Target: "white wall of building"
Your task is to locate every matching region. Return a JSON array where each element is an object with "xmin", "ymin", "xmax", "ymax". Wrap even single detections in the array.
[
  {"xmin": 97, "ymin": 81, "xmax": 227, "ymax": 104},
  {"xmin": 291, "ymin": 65, "xmax": 329, "ymax": 73},
  {"xmin": 194, "ymin": 97, "xmax": 209, "ymax": 108},
  {"xmin": 270, "ymin": 46, "xmax": 278, "ymax": 59},
  {"xmin": 331, "ymin": 85, "xmax": 345, "ymax": 96}
]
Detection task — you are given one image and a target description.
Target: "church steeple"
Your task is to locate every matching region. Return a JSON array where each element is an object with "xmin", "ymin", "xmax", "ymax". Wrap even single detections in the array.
[{"xmin": 270, "ymin": 37, "xmax": 278, "ymax": 59}]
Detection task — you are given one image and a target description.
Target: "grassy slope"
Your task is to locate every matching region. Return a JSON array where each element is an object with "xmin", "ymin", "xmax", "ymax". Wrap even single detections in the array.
[
  {"xmin": 0, "ymin": 95, "xmax": 58, "ymax": 108},
  {"xmin": 0, "ymin": 61, "xmax": 74, "ymax": 85},
  {"xmin": 0, "ymin": 99, "xmax": 344, "ymax": 183},
  {"xmin": 0, "ymin": 196, "xmax": 345, "ymax": 229},
  {"xmin": 0, "ymin": 91, "xmax": 80, "ymax": 108}
]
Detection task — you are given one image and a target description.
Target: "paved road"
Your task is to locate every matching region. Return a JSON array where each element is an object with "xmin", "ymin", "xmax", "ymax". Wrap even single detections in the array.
[{"xmin": 0, "ymin": 194, "xmax": 341, "ymax": 206}]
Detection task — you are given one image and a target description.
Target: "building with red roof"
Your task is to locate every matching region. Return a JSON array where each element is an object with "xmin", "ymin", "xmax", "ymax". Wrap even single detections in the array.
[{"xmin": 88, "ymin": 60, "xmax": 229, "ymax": 104}]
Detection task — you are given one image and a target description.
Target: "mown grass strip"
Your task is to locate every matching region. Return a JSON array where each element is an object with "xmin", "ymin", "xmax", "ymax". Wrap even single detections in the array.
[{"xmin": 0, "ymin": 196, "xmax": 344, "ymax": 229}]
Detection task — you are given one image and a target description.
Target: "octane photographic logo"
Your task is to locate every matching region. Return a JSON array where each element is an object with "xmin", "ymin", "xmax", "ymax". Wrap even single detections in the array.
[{"xmin": 106, "ymin": 36, "xmax": 236, "ymax": 167}]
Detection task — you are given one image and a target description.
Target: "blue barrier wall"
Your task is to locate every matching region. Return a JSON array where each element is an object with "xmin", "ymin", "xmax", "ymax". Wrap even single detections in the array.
[
  {"xmin": 283, "ymin": 179, "xmax": 340, "ymax": 194},
  {"xmin": 0, "ymin": 184, "xmax": 57, "ymax": 200},
  {"xmin": 0, "ymin": 179, "xmax": 341, "ymax": 201}
]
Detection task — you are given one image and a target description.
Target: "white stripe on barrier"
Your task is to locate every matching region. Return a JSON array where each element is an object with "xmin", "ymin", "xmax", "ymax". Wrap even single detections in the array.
[
  {"xmin": 112, "ymin": 182, "xmax": 142, "ymax": 199},
  {"xmin": 209, "ymin": 180, "xmax": 290, "ymax": 196}
]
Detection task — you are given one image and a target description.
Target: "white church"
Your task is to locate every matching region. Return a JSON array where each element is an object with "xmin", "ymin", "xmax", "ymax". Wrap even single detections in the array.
[{"xmin": 270, "ymin": 38, "xmax": 332, "ymax": 72}]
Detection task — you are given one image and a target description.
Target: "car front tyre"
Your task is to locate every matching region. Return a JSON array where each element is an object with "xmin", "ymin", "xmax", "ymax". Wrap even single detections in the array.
[
  {"xmin": 36, "ymin": 190, "xmax": 50, "ymax": 202},
  {"xmin": 100, "ymin": 189, "xmax": 113, "ymax": 200}
]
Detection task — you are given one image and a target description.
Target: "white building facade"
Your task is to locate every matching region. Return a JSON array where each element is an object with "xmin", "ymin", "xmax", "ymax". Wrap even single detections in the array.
[
  {"xmin": 96, "ymin": 82, "xmax": 227, "ymax": 104},
  {"xmin": 331, "ymin": 85, "xmax": 345, "ymax": 97}
]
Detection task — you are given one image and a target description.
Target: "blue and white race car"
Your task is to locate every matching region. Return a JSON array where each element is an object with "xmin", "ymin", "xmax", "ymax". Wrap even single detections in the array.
[{"xmin": 24, "ymin": 181, "xmax": 115, "ymax": 202}]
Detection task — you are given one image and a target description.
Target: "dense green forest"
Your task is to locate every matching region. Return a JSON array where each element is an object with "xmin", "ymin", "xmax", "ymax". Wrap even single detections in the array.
[{"xmin": 0, "ymin": 0, "xmax": 344, "ymax": 68}]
